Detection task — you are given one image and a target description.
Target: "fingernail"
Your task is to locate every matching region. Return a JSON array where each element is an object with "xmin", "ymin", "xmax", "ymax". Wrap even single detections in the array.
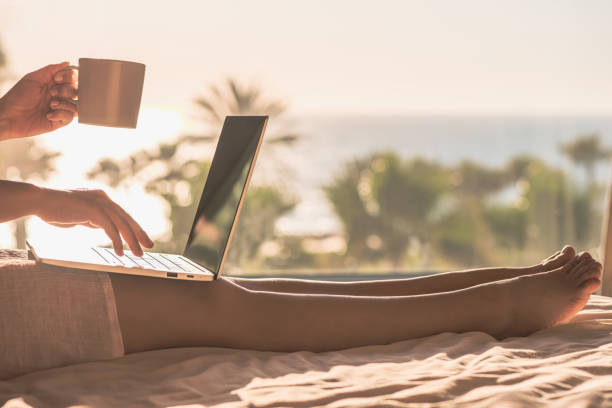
[
  {"xmin": 54, "ymin": 74, "xmax": 63, "ymax": 82},
  {"xmin": 46, "ymin": 112, "xmax": 54, "ymax": 119},
  {"xmin": 50, "ymin": 101, "xmax": 59, "ymax": 108},
  {"xmin": 50, "ymin": 88, "xmax": 58, "ymax": 96}
]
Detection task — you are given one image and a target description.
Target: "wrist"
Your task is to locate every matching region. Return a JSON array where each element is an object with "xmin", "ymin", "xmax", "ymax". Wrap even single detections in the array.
[
  {"xmin": 0, "ymin": 180, "xmax": 45, "ymax": 222},
  {"xmin": 18, "ymin": 182, "xmax": 45, "ymax": 217},
  {"xmin": 0, "ymin": 96, "xmax": 12, "ymax": 141},
  {"xmin": 28, "ymin": 184, "xmax": 48, "ymax": 217}
]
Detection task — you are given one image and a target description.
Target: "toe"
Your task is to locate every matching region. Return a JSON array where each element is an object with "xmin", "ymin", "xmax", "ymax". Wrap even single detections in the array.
[
  {"xmin": 562, "ymin": 245, "xmax": 576, "ymax": 259},
  {"xmin": 579, "ymin": 278, "xmax": 601, "ymax": 293},
  {"xmin": 580, "ymin": 263, "xmax": 602, "ymax": 283},
  {"xmin": 573, "ymin": 257, "xmax": 592, "ymax": 274},
  {"xmin": 538, "ymin": 247, "xmax": 576, "ymax": 272},
  {"xmin": 561, "ymin": 255, "xmax": 582, "ymax": 274}
]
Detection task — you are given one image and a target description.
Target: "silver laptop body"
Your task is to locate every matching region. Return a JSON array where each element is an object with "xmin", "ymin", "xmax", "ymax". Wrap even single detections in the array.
[{"xmin": 28, "ymin": 115, "xmax": 268, "ymax": 281}]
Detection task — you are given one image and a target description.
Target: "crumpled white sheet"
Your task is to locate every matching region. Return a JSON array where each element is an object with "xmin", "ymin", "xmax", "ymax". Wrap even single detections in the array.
[{"xmin": 2, "ymin": 295, "xmax": 612, "ymax": 408}]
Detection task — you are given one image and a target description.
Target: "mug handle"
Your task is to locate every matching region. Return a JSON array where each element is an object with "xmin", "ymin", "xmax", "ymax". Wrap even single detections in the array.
[{"xmin": 64, "ymin": 65, "xmax": 79, "ymax": 105}]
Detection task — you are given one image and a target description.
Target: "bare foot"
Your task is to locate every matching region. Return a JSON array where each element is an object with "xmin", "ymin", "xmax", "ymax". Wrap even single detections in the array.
[
  {"xmin": 533, "ymin": 245, "xmax": 576, "ymax": 273},
  {"xmin": 491, "ymin": 252, "xmax": 601, "ymax": 338}
]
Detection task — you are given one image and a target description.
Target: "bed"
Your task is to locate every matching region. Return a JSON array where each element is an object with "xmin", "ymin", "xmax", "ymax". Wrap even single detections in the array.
[
  {"xmin": 1, "ymin": 296, "xmax": 611, "ymax": 407},
  {"xmin": 1, "ymin": 252, "xmax": 612, "ymax": 407}
]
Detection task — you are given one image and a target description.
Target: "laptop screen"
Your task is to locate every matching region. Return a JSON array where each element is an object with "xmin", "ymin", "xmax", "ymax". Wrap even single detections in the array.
[{"xmin": 183, "ymin": 116, "xmax": 267, "ymax": 277}]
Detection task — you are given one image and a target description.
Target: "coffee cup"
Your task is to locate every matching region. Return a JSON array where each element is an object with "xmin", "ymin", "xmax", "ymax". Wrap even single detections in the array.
[{"xmin": 75, "ymin": 58, "xmax": 146, "ymax": 128}]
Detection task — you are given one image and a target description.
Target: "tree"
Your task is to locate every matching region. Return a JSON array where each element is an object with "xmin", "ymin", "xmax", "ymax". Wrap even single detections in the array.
[
  {"xmin": 560, "ymin": 134, "xmax": 610, "ymax": 248},
  {"xmin": 324, "ymin": 156, "xmax": 383, "ymax": 266},
  {"xmin": 561, "ymin": 133, "xmax": 611, "ymax": 186},
  {"xmin": 88, "ymin": 78, "xmax": 298, "ymax": 268},
  {"xmin": 325, "ymin": 152, "xmax": 451, "ymax": 268},
  {"xmin": 0, "ymin": 38, "xmax": 59, "ymax": 248},
  {"xmin": 446, "ymin": 160, "xmax": 513, "ymax": 265}
]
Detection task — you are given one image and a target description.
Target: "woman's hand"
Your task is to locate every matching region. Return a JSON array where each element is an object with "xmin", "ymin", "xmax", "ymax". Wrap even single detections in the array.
[
  {"xmin": 0, "ymin": 62, "xmax": 78, "ymax": 141},
  {"xmin": 35, "ymin": 187, "xmax": 154, "ymax": 257}
]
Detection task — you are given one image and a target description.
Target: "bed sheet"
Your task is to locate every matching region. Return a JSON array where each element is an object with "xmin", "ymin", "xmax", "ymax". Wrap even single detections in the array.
[{"xmin": 2, "ymin": 293, "xmax": 612, "ymax": 407}]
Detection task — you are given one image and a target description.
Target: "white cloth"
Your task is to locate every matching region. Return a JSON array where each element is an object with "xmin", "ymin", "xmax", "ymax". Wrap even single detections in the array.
[{"xmin": 0, "ymin": 254, "xmax": 123, "ymax": 380}]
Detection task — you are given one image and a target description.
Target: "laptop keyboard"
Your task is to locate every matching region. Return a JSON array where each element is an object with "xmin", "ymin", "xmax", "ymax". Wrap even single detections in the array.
[{"xmin": 92, "ymin": 247, "xmax": 210, "ymax": 274}]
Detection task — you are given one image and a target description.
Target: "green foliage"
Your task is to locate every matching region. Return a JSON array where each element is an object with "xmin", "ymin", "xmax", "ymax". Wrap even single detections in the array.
[
  {"xmin": 434, "ymin": 209, "xmax": 479, "ymax": 265},
  {"xmin": 323, "ymin": 157, "xmax": 382, "ymax": 264},
  {"xmin": 484, "ymin": 205, "xmax": 528, "ymax": 249},
  {"xmin": 325, "ymin": 152, "xmax": 451, "ymax": 267},
  {"xmin": 453, "ymin": 160, "xmax": 509, "ymax": 196},
  {"xmin": 226, "ymin": 186, "xmax": 296, "ymax": 267},
  {"xmin": 561, "ymin": 133, "xmax": 611, "ymax": 181},
  {"xmin": 325, "ymin": 145, "xmax": 605, "ymax": 270}
]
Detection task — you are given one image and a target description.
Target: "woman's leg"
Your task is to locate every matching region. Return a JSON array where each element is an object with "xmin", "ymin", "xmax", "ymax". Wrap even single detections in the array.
[
  {"xmin": 231, "ymin": 246, "xmax": 576, "ymax": 296},
  {"xmin": 110, "ymin": 252, "xmax": 600, "ymax": 353}
]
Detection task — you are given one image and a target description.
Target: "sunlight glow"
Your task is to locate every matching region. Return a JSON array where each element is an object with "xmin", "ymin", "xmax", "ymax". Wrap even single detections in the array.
[{"xmin": 16, "ymin": 107, "xmax": 186, "ymax": 251}]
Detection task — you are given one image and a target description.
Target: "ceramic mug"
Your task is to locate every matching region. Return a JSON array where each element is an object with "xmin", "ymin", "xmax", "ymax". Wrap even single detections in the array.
[{"xmin": 75, "ymin": 58, "xmax": 146, "ymax": 128}]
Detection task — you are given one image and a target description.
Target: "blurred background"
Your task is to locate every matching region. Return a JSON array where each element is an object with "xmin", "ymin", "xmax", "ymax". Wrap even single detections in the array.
[{"xmin": 2, "ymin": 0, "xmax": 612, "ymax": 278}]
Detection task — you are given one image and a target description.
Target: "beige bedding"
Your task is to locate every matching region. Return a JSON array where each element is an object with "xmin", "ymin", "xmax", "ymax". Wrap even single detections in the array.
[{"xmin": 1, "ymin": 295, "xmax": 611, "ymax": 407}]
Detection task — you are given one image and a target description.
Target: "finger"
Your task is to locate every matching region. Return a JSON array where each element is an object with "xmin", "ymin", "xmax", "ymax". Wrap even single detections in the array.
[
  {"xmin": 49, "ymin": 84, "xmax": 77, "ymax": 99},
  {"xmin": 88, "ymin": 189, "xmax": 154, "ymax": 249},
  {"xmin": 46, "ymin": 109, "xmax": 75, "ymax": 125},
  {"xmin": 108, "ymin": 201, "xmax": 154, "ymax": 248},
  {"xmin": 28, "ymin": 61, "xmax": 70, "ymax": 81},
  {"xmin": 49, "ymin": 222, "xmax": 79, "ymax": 228},
  {"xmin": 50, "ymin": 99, "xmax": 77, "ymax": 114},
  {"xmin": 100, "ymin": 204, "xmax": 143, "ymax": 257},
  {"xmin": 84, "ymin": 190, "xmax": 145, "ymax": 255},
  {"xmin": 87, "ymin": 205, "xmax": 124, "ymax": 256},
  {"xmin": 54, "ymin": 67, "xmax": 78, "ymax": 84}
]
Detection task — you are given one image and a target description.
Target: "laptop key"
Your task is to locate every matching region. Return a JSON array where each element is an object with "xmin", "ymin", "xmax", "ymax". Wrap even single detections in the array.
[
  {"xmin": 139, "ymin": 255, "xmax": 167, "ymax": 270},
  {"xmin": 158, "ymin": 254, "xmax": 189, "ymax": 272},
  {"xmin": 147, "ymin": 253, "xmax": 180, "ymax": 271},
  {"xmin": 126, "ymin": 254, "xmax": 152, "ymax": 269},
  {"xmin": 92, "ymin": 247, "xmax": 123, "ymax": 266}
]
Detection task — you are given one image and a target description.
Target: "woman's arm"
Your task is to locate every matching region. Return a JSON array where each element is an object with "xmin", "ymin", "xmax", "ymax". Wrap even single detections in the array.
[
  {"xmin": 0, "ymin": 180, "xmax": 41, "ymax": 222},
  {"xmin": 0, "ymin": 180, "xmax": 154, "ymax": 256}
]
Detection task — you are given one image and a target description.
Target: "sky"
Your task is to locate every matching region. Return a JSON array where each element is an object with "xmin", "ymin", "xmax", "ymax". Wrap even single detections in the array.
[{"xmin": 2, "ymin": 0, "xmax": 612, "ymax": 116}]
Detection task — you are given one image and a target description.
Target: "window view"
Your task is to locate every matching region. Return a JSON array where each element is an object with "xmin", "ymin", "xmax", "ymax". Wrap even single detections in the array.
[{"xmin": 1, "ymin": 1, "xmax": 611, "ymax": 278}]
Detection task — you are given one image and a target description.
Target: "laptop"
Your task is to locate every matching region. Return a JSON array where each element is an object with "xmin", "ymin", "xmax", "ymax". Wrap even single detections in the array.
[{"xmin": 27, "ymin": 115, "xmax": 268, "ymax": 281}]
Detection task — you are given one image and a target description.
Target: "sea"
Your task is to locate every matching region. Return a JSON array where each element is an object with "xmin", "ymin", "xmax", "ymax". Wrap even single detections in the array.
[{"xmin": 271, "ymin": 115, "xmax": 612, "ymax": 236}]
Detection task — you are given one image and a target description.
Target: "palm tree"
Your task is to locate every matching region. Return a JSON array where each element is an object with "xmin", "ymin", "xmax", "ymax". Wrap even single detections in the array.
[
  {"xmin": 0, "ymin": 39, "xmax": 59, "ymax": 248},
  {"xmin": 561, "ymin": 134, "xmax": 611, "ymax": 249},
  {"xmin": 187, "ymin": 78, "xmax": 299, "ymax": 187},
  {"xmin": 561, "ymin": 133, "xmax": 611, "ymax": 187}
]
